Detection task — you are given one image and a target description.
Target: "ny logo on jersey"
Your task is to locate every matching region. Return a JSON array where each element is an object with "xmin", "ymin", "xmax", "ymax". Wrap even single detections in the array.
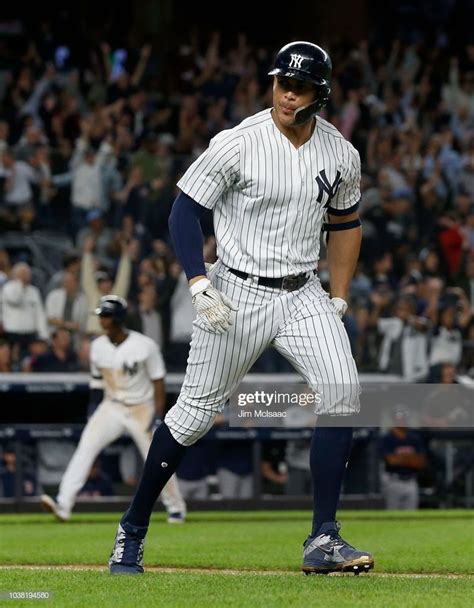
[
  {"xmin": 289, "ymin": 53, "xmax": 305, "ymax": 69},
  {"xmin": 315, "ymin": 169, "xmax": 343, "ymax": 206},
  {"xmin": 123, "ymin": 361, "xmax": 138, "ymax": 376}
]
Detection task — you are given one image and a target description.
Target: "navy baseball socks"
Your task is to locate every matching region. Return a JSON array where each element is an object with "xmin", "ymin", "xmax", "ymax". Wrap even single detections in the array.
[
  {"xmin": 303, "ymin": 424, "xmax": 374, "ymax": 574},
  {"xmin": 109, "ymin": 423, "xmax": 186, "ymax": 574},
  {"xmin": 310, "ymin": 425, "xmax": 353, "ymax": 533}
]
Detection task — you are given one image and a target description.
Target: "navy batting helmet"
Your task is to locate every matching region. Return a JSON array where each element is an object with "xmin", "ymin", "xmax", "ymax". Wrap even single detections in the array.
[
  {"xmin": 268, "ymin": 41, "xmax": 332, "ymax": 124},
  {"xmin": 95, "ymin": 295, "xmax": 128, "ymax": 321}
]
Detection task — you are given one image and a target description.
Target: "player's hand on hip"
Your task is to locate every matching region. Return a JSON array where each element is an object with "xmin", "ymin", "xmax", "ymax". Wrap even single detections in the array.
[
  {"xmin": 330, "ymin": 297, "xmax": 348, "ymax": 318},
  {"xmin": 190, "ymin": 278, "xmax": 238, "ymax": 334}
]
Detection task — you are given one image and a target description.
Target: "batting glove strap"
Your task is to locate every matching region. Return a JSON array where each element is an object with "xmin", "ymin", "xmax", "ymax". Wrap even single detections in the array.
[
  {"xmin": 189, "ymin": 277, "xmax": 212, "ymax": 297},
  {"xmin": 330, "ymin": 297, "xmax": 348, "ymax": 318}
]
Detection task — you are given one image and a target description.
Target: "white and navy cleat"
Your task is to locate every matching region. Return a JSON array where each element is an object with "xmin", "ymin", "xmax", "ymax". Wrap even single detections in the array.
[
  {"xmin": 302, "ymin": 521, "xmax": 374, "ymax": 575},
  {"xmin": 167, "ymin": 511, "xmax": 186, "ymax": 524},
  {"xmin": 109, "ymin": 520, "xmax": 148, "ymax": 575}
]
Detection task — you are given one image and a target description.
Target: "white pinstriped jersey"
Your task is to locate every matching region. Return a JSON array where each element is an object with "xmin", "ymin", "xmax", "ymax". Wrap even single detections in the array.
[
  {"xmin": 178, "ymin": 108, "xmax": 361, "ymax": 278},
  {"xmin": 90, "ymin": 330, "xmax": 166, "ymax": 405},
  {"xmin": 58, "ymin": 330, "xmax": 185, "ymax": 516}
]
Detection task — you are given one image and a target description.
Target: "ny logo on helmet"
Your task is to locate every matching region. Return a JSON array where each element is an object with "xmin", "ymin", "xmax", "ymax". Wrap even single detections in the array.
[{"xmin": 289, "ymin": 54, "xmax": 305, "ymax": 69}]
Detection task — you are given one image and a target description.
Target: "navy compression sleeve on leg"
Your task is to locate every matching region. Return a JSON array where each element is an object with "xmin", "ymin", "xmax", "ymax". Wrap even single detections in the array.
[
  {"xmin": 310, "ymin": 424, "xmax": 353, "ymax": 535},
  {"xmin": 168, "ymin": 191, "xmax": 208, "ymax": 280},
  {"xmin": 123, "ymin": 423, "xmax": 186, "ymax": 527}
]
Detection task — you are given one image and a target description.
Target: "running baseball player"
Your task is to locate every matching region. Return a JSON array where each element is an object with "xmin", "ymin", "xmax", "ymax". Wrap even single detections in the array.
[
  {"xmin": 41, "ymin": 295, "xmax": 186, "ymax": 523},
  {"xmin": 109, "ymin": 41, "xmax": 374, "ymax": 575}
]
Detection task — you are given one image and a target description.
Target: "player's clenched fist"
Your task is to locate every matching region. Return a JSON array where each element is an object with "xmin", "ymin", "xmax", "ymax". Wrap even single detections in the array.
[{"xmin": 190, "ymin": 278, "xmax": 238, "ymax": 334}]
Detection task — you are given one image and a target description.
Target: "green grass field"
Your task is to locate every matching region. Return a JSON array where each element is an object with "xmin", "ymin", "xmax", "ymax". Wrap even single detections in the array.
[{"xmin": 1, "ymin": 510, "xmax": 473, "ymax": 607}]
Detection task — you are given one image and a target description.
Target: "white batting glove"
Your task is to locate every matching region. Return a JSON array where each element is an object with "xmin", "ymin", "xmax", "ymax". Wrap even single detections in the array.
[
  {"xmin": 190, "ymin": 278, "xmax": 238, "ymax": 334},
  {"xmin": 330, "ymin": 297, "xmax": 348, "ymax": 318}
]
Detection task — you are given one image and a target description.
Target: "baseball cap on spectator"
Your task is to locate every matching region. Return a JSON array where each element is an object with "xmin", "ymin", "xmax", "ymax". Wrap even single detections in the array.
[
  {"xmin": 86, "ymin": 209, "xmax": 103, "ymax": 223},
  {"xmin": 407, "ymin": 269, "xmax": 423, "ymax": 285},
  {"xmin": 418, "ymin": 247, "xmax": 431, "ymax": 262},
  {"xmin": 391, "ymin": 187, "xmax": 412, "ymax": 200},
  {"xmin": 84, "ymin": 145, "xmax": 97, "ymax": 157},
  {"xmin": 142, "ymin": 130, "xmax": 157, "ymax": 143},
  {"xmin": 27, "ymin": 338, "xmax": 49, "ymax": 355},
  {"xmin": 158, "ymin": 133, "xmax": 176, "ymax": 147},
  {"xmin": 62, "ymin": 251, "xmax": 81, "ymax": 268},
  {"xmin": 94, "ymin": 270, "xmax": 112, "ymax": 283}
]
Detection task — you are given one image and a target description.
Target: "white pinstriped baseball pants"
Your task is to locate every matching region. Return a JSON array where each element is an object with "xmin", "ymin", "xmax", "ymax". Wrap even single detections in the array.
[
  {"xmin": 57, "ymin": 399, "xmax": 186, "ymax": 515},
  {"xmin": 165, "ymin": 261, "xmax": 360, "ymax": 446}
]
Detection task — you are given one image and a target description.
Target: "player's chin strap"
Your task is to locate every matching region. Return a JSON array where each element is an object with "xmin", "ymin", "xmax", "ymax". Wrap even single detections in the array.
[
  {"xmin": 293, "ymin": 101, "xmax": 322, "ymax": 126},
  {"xmin": 293, "ymin": 86, "xmax": 331, "ymax": 125}
]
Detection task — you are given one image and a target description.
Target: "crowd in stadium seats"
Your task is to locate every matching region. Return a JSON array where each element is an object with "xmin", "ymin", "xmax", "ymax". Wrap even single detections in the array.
[{"xmin": 0, "ymin": 24, "xmax": 473, "ymax": 381}]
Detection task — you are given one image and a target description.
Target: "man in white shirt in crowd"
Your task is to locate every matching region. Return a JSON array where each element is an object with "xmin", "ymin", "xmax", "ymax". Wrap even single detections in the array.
[
  {"xmin": 128, "ymin": 286, "xmax": 163, "ymax": 349},
  {"xmin": 2, "ymin": 262, "xmax": 48, "ymax": 359},
  {"xmin": 1, "ymin": 148, "xmax": 38, "ymax": 208},
  {"xmin": 166, "ymin": 262, "xmax": 195, "ymax": 371},
  {"xmin": 76, "ymin": 209, "xmax": 114, "ymax": 267},
  {"xmin": 45, "ymin": 271, "xmax": 89, "ymax": 338},
  {"xmin": 40, "ymin": 295, "xmax": 186, "ymax": 523},
  {"xmin": 70, "ymin": 119, "xmax": 113, "ymax": 236},
  {"xmin": 376, "ymin": 295, "xmax": 430, "ymax": 381}
]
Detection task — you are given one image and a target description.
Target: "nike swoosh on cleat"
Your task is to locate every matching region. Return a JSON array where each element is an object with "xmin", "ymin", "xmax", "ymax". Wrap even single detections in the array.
[
  {"xmin": 322, "ymin": 546, "xmax": 346, "ymax": 563},
  {"xmin": 303, "ymin": 537, "xmax": 346, "ymax": 563}
]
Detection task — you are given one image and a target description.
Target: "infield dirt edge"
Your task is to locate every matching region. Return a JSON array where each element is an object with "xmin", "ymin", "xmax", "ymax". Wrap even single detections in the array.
[{"xmin": 1, "ymin": 564, "xmax": 473, "ymax": 579}]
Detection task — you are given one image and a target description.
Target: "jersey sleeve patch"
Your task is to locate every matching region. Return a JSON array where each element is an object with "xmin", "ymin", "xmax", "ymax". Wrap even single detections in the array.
[{"xmin": 326, "ymin": 143, "xmax": 361, "ymax": 213}]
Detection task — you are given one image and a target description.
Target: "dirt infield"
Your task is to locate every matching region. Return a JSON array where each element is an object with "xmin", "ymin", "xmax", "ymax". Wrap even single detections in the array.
[{"xmin": 1, "ymin": 564, "xmax": 472, "ymax": 579}]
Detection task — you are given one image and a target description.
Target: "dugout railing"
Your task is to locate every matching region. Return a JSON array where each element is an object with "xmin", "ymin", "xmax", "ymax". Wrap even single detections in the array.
[{"xmin": 0, "ymin": 373, "xmax": 473, "ymax": 511}]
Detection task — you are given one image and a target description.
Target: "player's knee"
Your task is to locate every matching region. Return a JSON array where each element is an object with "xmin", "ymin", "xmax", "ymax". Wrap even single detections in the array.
[{"xmin": 164, "ymin": 401, "xmax": 221, "ymax": 446}]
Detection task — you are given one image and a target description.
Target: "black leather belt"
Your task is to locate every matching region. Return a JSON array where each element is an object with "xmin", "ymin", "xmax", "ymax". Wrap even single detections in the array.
[{"xmin": 228, "ymin": 267, "xmax": 314, "ymax": 291}]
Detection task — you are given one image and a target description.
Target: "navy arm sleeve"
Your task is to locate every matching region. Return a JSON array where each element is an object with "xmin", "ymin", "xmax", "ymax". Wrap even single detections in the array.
[{"xmin": 168, "ymin": 191, "xmax": 208, "ymax": 280}]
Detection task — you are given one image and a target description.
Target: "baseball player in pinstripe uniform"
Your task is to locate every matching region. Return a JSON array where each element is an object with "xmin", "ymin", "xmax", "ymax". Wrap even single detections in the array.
[
  {"xmin": 109, "ymin": 41, "xmax": 374, "ymax": 575},
  {"xmin": 41, "ymin": 295, "xmax": 186, "ymax": 523}
]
